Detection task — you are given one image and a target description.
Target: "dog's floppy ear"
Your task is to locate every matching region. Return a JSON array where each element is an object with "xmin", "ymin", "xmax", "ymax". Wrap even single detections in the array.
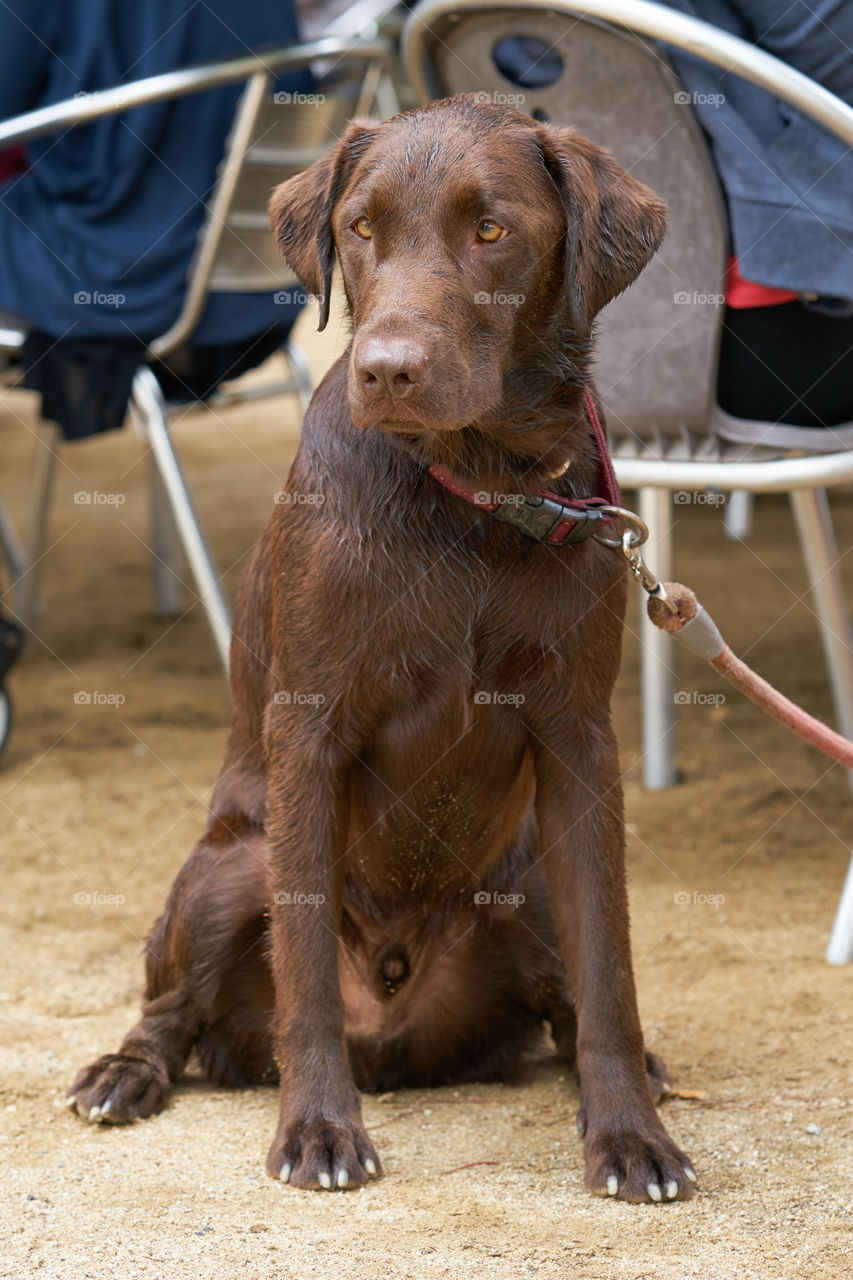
[
  {"xmin": 534, "ymin": 124, "xmax": 667, "ymax": 334},
  {"xmin": 269, "ymin": 119, "xmax": 378, "ymax": 331}
]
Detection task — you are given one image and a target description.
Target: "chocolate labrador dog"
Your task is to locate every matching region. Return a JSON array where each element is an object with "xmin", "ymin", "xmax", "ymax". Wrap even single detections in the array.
[{"xmin": 69, "ymin": 95, "xmax": 696, "ymax": 1203}]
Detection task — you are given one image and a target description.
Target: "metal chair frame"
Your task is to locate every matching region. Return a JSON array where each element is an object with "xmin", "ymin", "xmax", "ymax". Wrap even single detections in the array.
[
  {"xmin": 0, "ymin": 34, "xmax": 396, "ymax": 672},
  {"xmin": 403, "ymin": 0, "xmax": 853, "ymax": 962}
]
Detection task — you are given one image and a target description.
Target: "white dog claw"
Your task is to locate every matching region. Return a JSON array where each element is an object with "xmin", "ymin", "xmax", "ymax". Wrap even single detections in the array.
[
  {"xmin": 279, "ymin": 1163, "xmax": 291, "ymax": 1183},
  {"xmin": 365, "ymin": 1158, "xmax": 377, "ymax": 1177},
  {"xmin": 606, "ymin": 1176, "xmax": 618, "ymax": 1196},
  {"xmin": 666, "ymin": 1180, "xmax": 679, "ymax": 1200},
  {"xmin": 336, "ymin": 1169, "xmax": 349, "ymax": 1188},
  {"xmin": 684, "ymin": 1165, "xmax": 697, "ymax": 1183},
  {"xmin": 647, "ymin": 1182, "xmax": 662, "ymax": 1202},
  {"xmin": 88, "ymin": 1105, "xmax": 101, "ymax": 1123},
  {"xmin": 318, "ymin": 1172, "xmax": 332, "ymax": 1189}
]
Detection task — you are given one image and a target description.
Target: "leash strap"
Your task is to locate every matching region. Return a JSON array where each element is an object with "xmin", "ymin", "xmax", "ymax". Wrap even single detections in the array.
[
  {"xmin": 645, "ymin": 577, "xmax": 853, "ymax": 771},
  {"xmin": 620, "ymin": 534, "xmax": 853, "ymax": 773},
  {"xmin": 428, "ymin": 388, "xmax": 619, "ymax": 547}
]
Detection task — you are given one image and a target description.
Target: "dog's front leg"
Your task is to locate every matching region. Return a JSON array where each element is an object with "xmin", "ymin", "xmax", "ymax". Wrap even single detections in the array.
[
  {"xmin": 533, "ymin": 718, "xmax": 696, "ymax": 1203},
  {"xmin": 263, "ymin": 719, "xmax": 380, "ymax": 1190}
]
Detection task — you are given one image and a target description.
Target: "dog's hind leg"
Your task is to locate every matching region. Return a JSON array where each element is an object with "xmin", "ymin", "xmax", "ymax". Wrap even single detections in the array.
[{"xmin": 68, "ymin": 816, "xmax": 274, "ymax": 1124}]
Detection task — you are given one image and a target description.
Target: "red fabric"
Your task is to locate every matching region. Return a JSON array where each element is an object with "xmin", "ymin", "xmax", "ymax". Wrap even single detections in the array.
[
  {"xmin": 0, "ymin": 148, "xmax": 28, "ymax": 183},
  {"xmin": 725, "ymin": 255, "xmax": 797, "ymax": 309}
]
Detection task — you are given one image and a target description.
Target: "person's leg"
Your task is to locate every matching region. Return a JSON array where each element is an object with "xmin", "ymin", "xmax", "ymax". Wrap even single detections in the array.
[{"xmin": 717, "ymin": 302, "xmax": 853, "ymax": 427}]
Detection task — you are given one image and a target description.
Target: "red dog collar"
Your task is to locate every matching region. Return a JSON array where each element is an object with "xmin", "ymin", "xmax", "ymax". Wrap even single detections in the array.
[{"xmin": 428, "ymin": 388, "xmax": 620, "ymax": 547}]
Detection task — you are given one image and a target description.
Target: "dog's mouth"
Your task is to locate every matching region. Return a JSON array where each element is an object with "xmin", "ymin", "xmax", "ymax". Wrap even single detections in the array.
[
  {"xmin": 350, "ymin": 399, "xmax": 469, "ymax": 436},
  {"xmin": 351, "ymin": 401, "xmax": 423, "ymax": 429}
]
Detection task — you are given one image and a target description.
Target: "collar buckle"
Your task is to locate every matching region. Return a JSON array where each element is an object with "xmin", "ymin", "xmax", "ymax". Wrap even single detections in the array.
[{"xmin": 493, "ymin": 495, "xmax": 606, "ymax": 545}]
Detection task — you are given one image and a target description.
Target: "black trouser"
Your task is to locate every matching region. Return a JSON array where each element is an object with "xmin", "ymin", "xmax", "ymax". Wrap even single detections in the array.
[{"xmin": 717, "ymin": 302, "xmax": 853, "ymax": 428}]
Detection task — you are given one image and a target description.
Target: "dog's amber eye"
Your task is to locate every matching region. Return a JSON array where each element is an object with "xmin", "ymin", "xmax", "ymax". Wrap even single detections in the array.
[
  {"xmin": 477, "ymin": 219, "xmax": 507, "ymax": 243},
  {"xmin": 353, "ymin": 216, "xmax": 372, "ymax": 239}
]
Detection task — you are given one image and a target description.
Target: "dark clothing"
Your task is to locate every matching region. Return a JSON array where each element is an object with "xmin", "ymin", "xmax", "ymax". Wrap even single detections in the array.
[
  {"xmin": 718, "ymin": 304, "xmax": 853, "ymax": 427},
  {"xmin": 19, "ymin": 324, "xmax": 293, "ymax": 440},
  {"xmin": 0, "ymin": 0, "xmax": 308, "ymax": 343},
  {"xmin": 661, "ymin": 1, "xmax": 853, "ymax": 301}
]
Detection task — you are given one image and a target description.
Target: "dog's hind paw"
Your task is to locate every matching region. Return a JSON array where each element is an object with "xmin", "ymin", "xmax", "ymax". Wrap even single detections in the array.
[
  {"xmin": 67, "ymin": 1053, "xmax": 169, "ymax": 1124},
  {"xmin": 644, "ymin": 1049, "xmax": 673, "ymax": 1104}
]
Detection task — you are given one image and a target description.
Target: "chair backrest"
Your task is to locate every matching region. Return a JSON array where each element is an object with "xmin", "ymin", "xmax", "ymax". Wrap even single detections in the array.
[
  {"xmin": 402, "ymin": 4, "xmax": 729, "ymax": 445},
  {"xmin": 150, "ymin": 46, "xmax": 396, "ymax": 358}
]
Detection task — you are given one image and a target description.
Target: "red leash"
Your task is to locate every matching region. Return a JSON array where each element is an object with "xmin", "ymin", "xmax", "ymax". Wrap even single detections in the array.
[
  {"xmin": 620, "ymin": 533, "xmax": 853, "ymax": 770},
  {"xmin": 646, "ymin": 580, "xmax": 853, "ymax": 770}
]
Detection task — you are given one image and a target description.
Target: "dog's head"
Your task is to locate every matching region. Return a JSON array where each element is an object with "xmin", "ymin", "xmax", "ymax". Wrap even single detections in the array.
[{"xmin": 270, "ymin": 95, "xmax": 665, "ymax": 448}]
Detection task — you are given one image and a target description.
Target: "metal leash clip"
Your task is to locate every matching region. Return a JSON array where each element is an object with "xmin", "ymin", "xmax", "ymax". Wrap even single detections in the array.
[{"xmin": 594, "ymin": 507, "xmax": 679, "ymax": 615}]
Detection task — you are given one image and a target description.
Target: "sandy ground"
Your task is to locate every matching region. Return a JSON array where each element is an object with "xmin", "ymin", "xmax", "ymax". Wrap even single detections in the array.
[{"xmin": 1, "ymin": 306, "xmax": 852, "ymax": 1279}]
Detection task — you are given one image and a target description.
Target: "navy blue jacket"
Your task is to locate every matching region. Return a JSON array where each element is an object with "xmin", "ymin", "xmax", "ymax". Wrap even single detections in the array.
[
  {"xmin": 0, "ymin": 0, "xmax": 308, "ymax": 341},
  {"xmin": 661, "ymin": 0, "xmax": 853, "ymax": 299}
]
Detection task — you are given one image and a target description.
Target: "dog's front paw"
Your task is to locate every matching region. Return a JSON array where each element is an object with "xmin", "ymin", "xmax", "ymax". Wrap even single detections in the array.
[
  {"xmin": 584, "ymin": 1125, "xmax": 696, "ymax": 1203},
  {"xmin": 67, "ymin": 1053, "xmax": 169, "ymax": 1124},
  {"xmin": 266, "ymin": 1115, "xmax": 382, "ymax": 1190}
]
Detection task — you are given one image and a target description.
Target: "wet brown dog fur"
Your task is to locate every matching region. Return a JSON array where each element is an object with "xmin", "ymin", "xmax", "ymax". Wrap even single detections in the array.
[{"xmin": 69, "ymin": 95, "xmax": 696, "ymax": 1203}]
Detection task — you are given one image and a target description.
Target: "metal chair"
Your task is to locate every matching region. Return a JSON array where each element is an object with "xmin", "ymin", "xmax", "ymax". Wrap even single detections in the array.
[
  {"xmin": 0, "ymin": 33, "xmax": 397, "ymax": 673},
  {"xmin": 403, "ymin": 0, "xmax": 853, "ymax": 962}
]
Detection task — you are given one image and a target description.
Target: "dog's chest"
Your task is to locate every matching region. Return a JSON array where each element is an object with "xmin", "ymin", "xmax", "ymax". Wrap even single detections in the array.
[{"xmin": 344, "ymin": 671, "xmax": 538, "ymax": 899}]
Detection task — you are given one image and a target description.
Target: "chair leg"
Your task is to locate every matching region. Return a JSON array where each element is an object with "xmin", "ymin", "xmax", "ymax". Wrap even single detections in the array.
[
  {"xmin": 724, "ymin": 490, "xmax": 753, "ymax": 542},
  {"xmin": 639, "ymin": 487, "xmax": 677, "ymax": 789},
  {"xmin": 131, "ymin": 367, "xmax": 231, "ymax": 675},
  {"xmin": 375, "ymin": 69, "xmax": 402, "ymax": 120},
  {"xmin": 789, "ymin": 487, "xmax": 853, "ymax": 791},
  {"xmin": 16, "ymin": 422, "xmax": 60, "ymax": 630},
  {"xmin": 0, "ymin": 500, "xmax": 26, "ymax": 584},
  {"xmin": 826, "ymin": 850, "xmax": 853, "ymax": 964},
  {"xmin": 148, "ymin": 455, "xmax": 184, "ymax": 617},
  {"xmin": 284, "ymin": 339, "xmax": 314, "ymax": 417}
]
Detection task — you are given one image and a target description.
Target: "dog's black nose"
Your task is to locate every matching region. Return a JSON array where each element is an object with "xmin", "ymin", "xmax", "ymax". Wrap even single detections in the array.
[{"xmin": 355, "ymin": 339, "xmax": 428, "ymax": 400}]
